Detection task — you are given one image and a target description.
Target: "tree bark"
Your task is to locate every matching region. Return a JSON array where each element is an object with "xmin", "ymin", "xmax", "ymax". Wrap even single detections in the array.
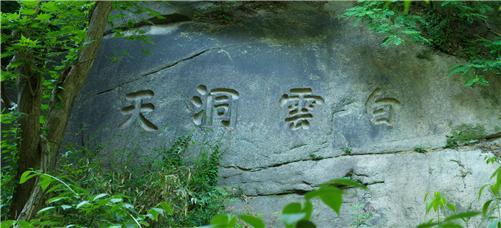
[
  {"xmin": 9, "ymin": 56, "xmax": 43, "ymax": 219},
  {"xmin": 15, "ymin": 1, "xmax": 112, "ymax": 220}
]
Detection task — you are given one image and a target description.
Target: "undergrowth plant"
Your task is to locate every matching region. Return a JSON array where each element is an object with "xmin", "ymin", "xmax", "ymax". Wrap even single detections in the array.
[
  {"xmin": 1, "ymin": 170, "xmax": 172, "ymax": 227},
  {"xmin": 418, "ymin": 155, "xmax": 501, "ymax": 228},
  {"xmin": 0, "ymin": 111, "xmax": 19, "ymax": 218},
  {"xmin": 1, "ymin": 135, "xmax": 226, "ymax": 227}
]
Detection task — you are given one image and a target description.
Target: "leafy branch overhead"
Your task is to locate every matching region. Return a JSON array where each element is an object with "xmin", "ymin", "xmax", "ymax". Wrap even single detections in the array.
[{"xmin": 343, "ymin": 1, "xmax": 500, "ymax": 87}]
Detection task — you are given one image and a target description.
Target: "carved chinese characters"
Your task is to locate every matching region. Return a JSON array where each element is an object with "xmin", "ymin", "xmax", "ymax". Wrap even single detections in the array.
[
  {"xmin": 119, "ymin": 90, "xmax": 159, "ymax": 132},
  {"xmin": 365, "ymin": 88, "xmax": 400, "ymax": 127},
  {"xmin": 117, "ymin": 85, "xmax": 401, "ymax": 131},
  {"xmin": 280, "ymin": 88, "xmax": 324, "ymax": 130},
  {"xmin": 191, "ymin": 85, "xmax": 240, "ymax": 127}
]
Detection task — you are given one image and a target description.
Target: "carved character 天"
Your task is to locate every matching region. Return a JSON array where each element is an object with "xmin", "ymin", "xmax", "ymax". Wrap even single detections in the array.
[
  {"xmin": 280, "ymin": 88, "xmax": 324, "ymax": 130},
  {"xmin": 119, "ymin": 90, "xmax": 158, "ymax": 131}
]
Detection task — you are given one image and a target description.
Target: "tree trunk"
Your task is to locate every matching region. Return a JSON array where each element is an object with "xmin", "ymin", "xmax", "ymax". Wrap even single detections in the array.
[
  {"xmin": 9, "ymin": 55, "xmax": 42, "ymax": 219},
  {"xmin": 15, "ymin": 1, "xmax": 112, "ymax": 220}
]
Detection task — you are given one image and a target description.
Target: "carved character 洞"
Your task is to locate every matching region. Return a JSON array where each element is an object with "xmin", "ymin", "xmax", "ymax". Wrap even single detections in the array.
[{"xmin": 191, "ymin": 84, "xmax": 239, "ymax": 127}]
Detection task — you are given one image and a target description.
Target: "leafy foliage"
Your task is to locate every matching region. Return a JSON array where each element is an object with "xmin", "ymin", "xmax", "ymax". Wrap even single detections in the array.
[
  {"xmin": 418, "ymin": 157, "xmax": 501, "ymax": 228},
  {"xmin": 60, "ymin": 136, "xmax": 225, "ymax": 227},
  {"xmin": 1, "ymin": 170, "xmax": 172, "ymax": 227},
  {"xmin": 0, "ymin": 112, "xmax": 19, "ymax": 217},
  {"xmin": 343, "ymin": 1, "xmax": 500, "ymax": 87},
  {"xmin": 0, "ymin": 136, "xmax": 225, "ymax": 227},
  {"xmin": 478, "ymin": 163, "xmax": 501, "ymax": 228},
  {"xmin": 1, "ymin": 1, "xmax": 95, "ymax": 106},
  {"xmin": 424, "ymin": 192, "xmax": 457, "ymax": 222}
]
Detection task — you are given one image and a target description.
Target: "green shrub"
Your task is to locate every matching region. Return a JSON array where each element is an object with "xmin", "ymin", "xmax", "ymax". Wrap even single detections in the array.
[{"xmin": 1, "ymin": 136, "xmax": 226, "ymax": 227}]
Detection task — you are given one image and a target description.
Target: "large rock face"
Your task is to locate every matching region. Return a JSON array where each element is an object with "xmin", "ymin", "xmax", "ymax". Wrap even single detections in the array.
[{"xmin": 65, "ymin": 2, "xmax": 501, "ymax": 227}]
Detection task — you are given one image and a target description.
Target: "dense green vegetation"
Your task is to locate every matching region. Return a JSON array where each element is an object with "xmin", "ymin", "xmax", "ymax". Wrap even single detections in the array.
[
  {"xmin": 2, "ymin": 136, "xmax": 227, "ymax": 227},
  {"xmin": 1, "ymin": 1, "xmax": 500, "ymax": 227},
  {"xmin": 343, "ymin": 1, "xmax": 500, "ymax": 87}
]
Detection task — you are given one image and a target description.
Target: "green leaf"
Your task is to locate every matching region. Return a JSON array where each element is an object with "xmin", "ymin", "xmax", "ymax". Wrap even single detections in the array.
[
  {"xmin": 20, "ymin": 8, "xmax": 37, "ymax": 15},
  {"xmin": 478, "ymin": 184, "xmax": 488, "ymax": 199},
  {"xmin": 109, "ymin": 198, "xmax": 123, "ymax": 203},
  {"xmin": 417, "ymin": 220, "xmax": 438, "ymax": 228},
  {"xmin": 296, "ymin": 220, "xmax": 316, "ymax": 228},
  {"xmin": 443, "ymin": 211, "xmax": 480, "ymax": 222},
  {"xmin": 39, "ymin": 174, "xmax": 55, "ymax": 191},
  {"xmin": 438, "ymin": 223, "xmax": 462, "ymax": 228},
  {"xmin": 93, "ymin": 193, "xmax": 108, "ymax": 201},
  {"xmin": 76, "ymin": 200, "xmax": 89, "ymax": 209},
  {"xmin": 210, "ymin": 214, "xmax": 237, "ymax": 227},
  {"xmin": 303, "ymin": 200, "xmax": 313, "ymax": 220},
  {"xmin": 446, "ymin": 203, "xmax": 456, "ymax": 212},
  {"xmin": 20, "ymin": 171, "xmax": 38, "ymax": 184},
  {"xmin": 61, "ymin": 205, "xmax": 72, "ymax": 210},
  {"xmin": 147, "ymin": 208, "xmax": 163, "ymax": 221},
  {"xmin": 382, "ymin": 35, "xmax": 403, "ymax": 46},
  {"xmin": 47, "ymin": 196, "xmax": 68, "ymax": 204},
  {"xmin": 239, "ymin": 214, "xmax": 265, "ymax": 228},
  {"xmin": 482, "ymin": 200, "xmax": 493, "ymax": 217},
  {"xmin": 16, "ymin": 220, "xmax": 35, "ymax": 228},
  {"xmin": 157, "ymin": 201, "xmax": 173, "ymax": 215},
  {"xmin": 305, "ymin": 186, "xmax": 343, "ymax": 215},
  {"xmin": 0, "ymin": 220, "xmax": 16, "ymax": 228},
  {"xmin": 41, "ymin": 1, "xmax": 58, "ymax": 12},
  {"xmin": 36, "ymin": 13, "xmax": 51, "ymax": 22},
  {"xmin": 37, "ymin": 206, "xmax": 55, "ymax": 214},
  {"xmin": 448, "ymin": 65, "xmax": 468, "ymax": 77},
  {"xmin": 281, "ymin": 203, "xmax": 307, "ymax": 226}
]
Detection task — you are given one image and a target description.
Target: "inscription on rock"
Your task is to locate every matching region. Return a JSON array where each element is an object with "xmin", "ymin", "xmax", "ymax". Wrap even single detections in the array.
[
  {"xmin": 191, "ymin": 84, "xmax": 240, "ymax": 128},
  {"xmin": 365, "ymin": 88, "xmax": 400, "ymax": 127},
  {"xmin": 119, "ymin": 90, "xmax": 159, "ymax": 132},
  {"xmin": 280, "ymin": 88, "xmax": 324, "ymax": 130}
]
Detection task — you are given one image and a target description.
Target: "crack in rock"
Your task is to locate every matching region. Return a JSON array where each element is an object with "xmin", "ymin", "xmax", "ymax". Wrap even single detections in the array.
[
  {"xmin": 96, "ymin": 47, "xmax": 219, "ymax": 95},
  {"xmin": 222, "ymin": 138, "xmax": 501, "ymax": 174}
]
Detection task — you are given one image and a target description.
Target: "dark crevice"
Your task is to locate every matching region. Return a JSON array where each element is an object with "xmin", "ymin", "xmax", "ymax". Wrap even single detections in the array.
[
  {"xmin": 247, "ymin": 182, "xmax": 380, "ymax": 197},
  {"xmin": 485, "ymin": 132, "xmax": 501, "ymax": 140},
  {"xmin": 95, "ymin": 47, "xmax": 217, "ymax": 96},
  {"xmin": 250, "ymin": 189, "xmax": 310, "ymax": 197},
  {"xmin": 365, "ymin": 181, "xmax": 385, "ymax": 186},
  {"xmin": 222, "ymin": 139, "xmax": 500, "ymax": 174},
  {"xmin": 221, "ymin": 164, "xmax": 253, "ymax": 172}
]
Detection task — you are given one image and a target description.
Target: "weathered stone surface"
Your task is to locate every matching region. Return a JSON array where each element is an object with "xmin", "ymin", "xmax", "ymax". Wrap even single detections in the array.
[
  {"xmin": 64, "ymin": 2, "xmax": 501, "ymax": 227},
  {"xmin": 225, "ymin": 141, "xmax": 500, "ymax": 227}
]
